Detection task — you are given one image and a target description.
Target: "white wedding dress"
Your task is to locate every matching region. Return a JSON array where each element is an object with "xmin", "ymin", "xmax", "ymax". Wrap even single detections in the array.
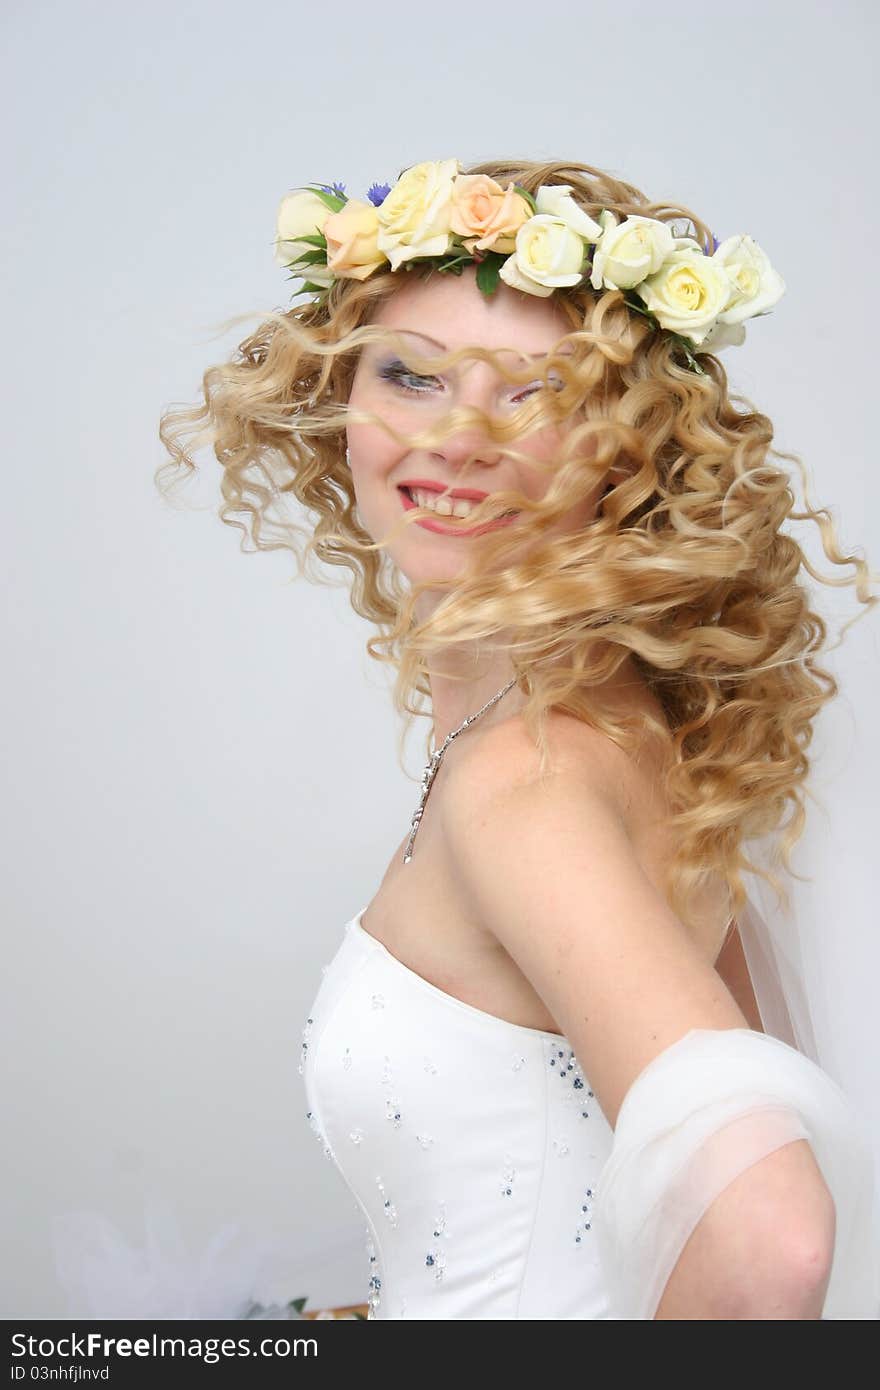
[
  {"xmin": 301, "ymin": 906, "xmax": 615, "ymax": 1319},
  {"xmin": 300, "ymin": 862, "xmax": 880, "ymax": 1320}
]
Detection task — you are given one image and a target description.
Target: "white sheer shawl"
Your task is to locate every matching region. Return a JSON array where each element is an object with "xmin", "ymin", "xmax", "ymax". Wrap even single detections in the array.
[{"xmin": 593, "ymin": 835, "xmax": 880, "ymax": 1320}]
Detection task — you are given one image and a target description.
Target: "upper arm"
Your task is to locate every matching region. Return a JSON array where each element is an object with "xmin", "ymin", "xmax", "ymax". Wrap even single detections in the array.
[{"xmin": 439, "ymin": 721, "xmax": 751, "ymax": 1131}]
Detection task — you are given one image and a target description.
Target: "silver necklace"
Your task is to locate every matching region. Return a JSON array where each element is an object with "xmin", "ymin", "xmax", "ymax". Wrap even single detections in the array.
[{"xmin": 403, "ymin": 675, "xmax": 519, "ymax": 864}]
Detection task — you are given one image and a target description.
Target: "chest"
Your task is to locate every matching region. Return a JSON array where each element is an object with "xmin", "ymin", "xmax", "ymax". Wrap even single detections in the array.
[{"xmin": 359, "ymin": 748, "xmax": 733, "ymax": 1037}]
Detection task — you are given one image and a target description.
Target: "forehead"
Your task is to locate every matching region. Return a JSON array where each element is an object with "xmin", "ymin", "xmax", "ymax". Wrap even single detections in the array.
[{"xmin": 366, "ymin": 266, "xmax": 573, "ymax": 359}]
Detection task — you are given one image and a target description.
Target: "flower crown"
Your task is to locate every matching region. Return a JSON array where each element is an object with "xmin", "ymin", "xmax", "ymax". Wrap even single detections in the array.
[{"xmin": 273, "ymin": 158, "xmax": 785, "ymax": 376}]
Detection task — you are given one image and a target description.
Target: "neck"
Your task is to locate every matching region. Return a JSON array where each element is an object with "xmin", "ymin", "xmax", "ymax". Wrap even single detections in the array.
[
  {"xmin": 416, "ymin": 599, "xmax": 650, "ymax": 753},
  {"xmin": 427, "ymin": 651, "xmax": 650, "ymax": 748},
  {"xmin": 427, "ymin": 651, "xmax": 523, "ymax": 750}
]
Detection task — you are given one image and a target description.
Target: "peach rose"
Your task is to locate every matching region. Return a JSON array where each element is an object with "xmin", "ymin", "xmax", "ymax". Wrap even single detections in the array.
[
  {"xmin": 449, "ymin": 174, "xmax": 532, "ymax": 255},
  {"xmin": 323, "ymin": 198, "xmax": 386, "ymax": 281}
]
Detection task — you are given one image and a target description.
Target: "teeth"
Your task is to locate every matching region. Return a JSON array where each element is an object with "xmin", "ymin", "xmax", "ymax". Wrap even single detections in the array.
[
  {"xmin": 404, "ymin": 487, "xmax": 518, "ymax": 522},
  {"xmin": 410, "ymin": 488, "xmax": 481, "ymax": 519}
]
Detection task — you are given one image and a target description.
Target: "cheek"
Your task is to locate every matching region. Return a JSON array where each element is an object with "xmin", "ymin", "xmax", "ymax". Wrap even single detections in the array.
[
  {"xmin": 346, "ymin": 429, "xmax": 399, "ymax": 518},
  {"xmin": 347, "ymin": 380, "xmax": 412, "ymax": 468},
  {"xmin": 519, "ymin": 439, "xmax": 604, "ymax": 524},
  {"xmin": 515, "ymin": 422, "xmax": 576, "ymax": 499}
]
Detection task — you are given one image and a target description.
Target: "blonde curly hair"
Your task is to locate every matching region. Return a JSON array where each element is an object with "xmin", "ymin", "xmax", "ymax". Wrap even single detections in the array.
[{"xmin": 157, "ymin": 156, "xmax": 877, "ymax": 934}]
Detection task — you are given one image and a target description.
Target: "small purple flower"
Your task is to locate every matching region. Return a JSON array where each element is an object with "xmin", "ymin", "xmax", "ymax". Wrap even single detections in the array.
[
  {"xmin": 320, "ymin": 182, "xmax": 347, "ymax": 197},
  {"xmin": 366, "ymin": 182, "xmax": 392, "ymax": 207}
]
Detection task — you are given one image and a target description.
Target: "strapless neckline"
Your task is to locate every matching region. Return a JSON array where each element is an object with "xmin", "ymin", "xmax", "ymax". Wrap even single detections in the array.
[{"xmin": 348, "ymin": 906, "xmax": 568, "ymax": 1043}]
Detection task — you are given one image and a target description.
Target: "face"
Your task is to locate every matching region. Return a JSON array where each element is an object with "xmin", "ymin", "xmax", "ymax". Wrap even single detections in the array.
[{"xmin": 345, "ymin": 264, "xmax": 607, "ymax": 593}]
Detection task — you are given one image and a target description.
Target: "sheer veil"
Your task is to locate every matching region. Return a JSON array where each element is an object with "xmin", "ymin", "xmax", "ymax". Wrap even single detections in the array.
[
  {"xmin": 736, "ymin": 830, "xmax": 824, "ymax": 1066},
  {"xmin": 593, "ymin": 825, "xmax": 880, "ymax": 1319}
]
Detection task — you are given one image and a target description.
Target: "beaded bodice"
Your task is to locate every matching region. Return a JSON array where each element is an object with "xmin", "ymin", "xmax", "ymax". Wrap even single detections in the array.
[{"xmin": 299, "ymin": 907, "xmax": 615, "ymax": 1320}]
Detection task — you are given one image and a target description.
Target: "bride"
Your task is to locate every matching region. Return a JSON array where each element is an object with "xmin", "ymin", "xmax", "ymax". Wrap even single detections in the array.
[{"xmin": 158, "ymin": 156, "xmax": 879, "ymax": 1319}]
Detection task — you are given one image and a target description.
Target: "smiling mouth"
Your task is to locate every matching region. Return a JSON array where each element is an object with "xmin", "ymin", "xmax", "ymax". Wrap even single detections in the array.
[{"xmin": 398, "ymin": 486, "xmax": 518, "ymax": 521}]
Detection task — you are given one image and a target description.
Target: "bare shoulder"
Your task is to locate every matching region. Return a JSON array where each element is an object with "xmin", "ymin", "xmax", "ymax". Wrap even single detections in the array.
[
  {"xmin": 437, "ymin": 709, "xmax": 750, "ymax": 1130},
  {"xmin": 444, "ymin": 706, "xmax": 645, "ymax": 820}
]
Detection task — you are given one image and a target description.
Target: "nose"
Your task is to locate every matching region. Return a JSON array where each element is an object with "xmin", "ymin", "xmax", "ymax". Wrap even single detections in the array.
[{"xmin": 429, "ymin": 365, "xmax": 505, "ymax": 472}]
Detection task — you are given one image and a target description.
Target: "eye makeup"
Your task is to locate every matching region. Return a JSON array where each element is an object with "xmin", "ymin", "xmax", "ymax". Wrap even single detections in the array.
[
  {"xmin": 376, "ymin": 357, "xmax": 563, "ymax": 400},
  {"xmin": 378, "ymin": 360, "xmax": 439, "ymax": 393}
]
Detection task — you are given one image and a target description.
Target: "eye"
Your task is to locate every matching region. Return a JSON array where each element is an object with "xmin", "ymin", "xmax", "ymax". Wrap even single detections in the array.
[
  {"xmin": 511, "ymin": 373, "xmax": 565, "ymax": 403},
  {"xmin": 378, "ymin": 361, "xmax": 439, "ymax": 394},
  {"xmin": 378, "ymin": 360, "xmax": 564, "ymax": 402}
]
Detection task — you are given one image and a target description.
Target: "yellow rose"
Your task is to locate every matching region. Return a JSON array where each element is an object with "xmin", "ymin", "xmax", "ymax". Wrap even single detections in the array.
[
  {"xmin": 323, "ymin": 198, "xmax": 385, "ymax": 281},
  {"xmin": 589, "ymin": 210, "xmax": 677, "ymax": 291},
  {"xmin": 498, "ymin": 214, "xmax": 588, "ymax": 297},
  {"xmin": 634, "ymin": 248, "xmax": 733, "ymax": 344},
  {"xmin": 274, "ymin": 189, "xmax": 335, "ymax": 287},
  {"xmin": 449, "ymin": 174, "xmax": 531, "ymax": 254},
  {"xmin": 375, "ymin": 158, "xmax": 459, "ymax": 270}
]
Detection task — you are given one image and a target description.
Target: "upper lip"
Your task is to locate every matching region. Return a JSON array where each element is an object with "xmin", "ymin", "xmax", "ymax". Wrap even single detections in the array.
[{"xmin": 398, "ymin": 479, "xmax": 491, "ymax": 501}]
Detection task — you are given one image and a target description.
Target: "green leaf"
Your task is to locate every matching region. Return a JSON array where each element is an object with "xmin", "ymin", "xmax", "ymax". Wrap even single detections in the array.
[
  {"xmin": 296, "ymin": 280, "xmax": 331, "ymax": 295},
  {"xmin": 620, "ymin": 290, "xmax": 651, "ymax": 319},
  {"xmin": 294, "ymin": 232, "xmax": 328, "ymax": 249},
  {"xmin": 303, "ymin": 184, "xmax": 347, "ymax": 213},
  {"xmin": 476, "ymin": 254, "xmax": 503, "ymax": 296},
  {"xmin": 513, "ymin": 184, "xmax": 537, "ymax": 214},
  {"xmin": 436, "ymin": 252, "xmax": 473, "ymax": 271},
  {"xmin": 289, "ymin": 247, "xmax": 329, "ymax": 267}
]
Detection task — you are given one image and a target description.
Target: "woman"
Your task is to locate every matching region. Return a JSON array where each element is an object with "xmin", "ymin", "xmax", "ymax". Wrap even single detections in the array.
[{"xmin": 158, "ymin": 157, "xmax": 879, "ymax": 1319}]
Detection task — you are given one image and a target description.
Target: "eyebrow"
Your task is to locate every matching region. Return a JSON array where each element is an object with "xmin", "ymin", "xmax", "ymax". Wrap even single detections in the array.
[{"xmin": 386, "ymin": 329, "xmax": 570, "ymax": 359}]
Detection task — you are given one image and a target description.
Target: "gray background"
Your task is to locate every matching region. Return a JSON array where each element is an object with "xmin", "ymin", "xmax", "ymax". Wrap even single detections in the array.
[{"xmin": 3, "ymin": 0, "xmax": 878, "ymax": 1317}]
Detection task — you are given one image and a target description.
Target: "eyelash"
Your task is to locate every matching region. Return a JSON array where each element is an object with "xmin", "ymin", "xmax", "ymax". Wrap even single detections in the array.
[{"xmin": 378, "ymin": 360, "xmax": 559, "ymax": 402}]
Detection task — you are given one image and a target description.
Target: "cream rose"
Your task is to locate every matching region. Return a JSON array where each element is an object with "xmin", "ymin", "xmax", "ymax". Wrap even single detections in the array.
[
  {"xmin": 449, "ymin": 174, "xmax": 531, "ymax": 254},
  {"xmin": 375, "ymin": 158, "xmax": 459, "ymax": 270},
  {"xmin": 634, "ymin": 248, "xmax": 734, "ymax": 344},
  {"xmin": 697, "ymin": 318, "xmax": 747, "ymax": 353},
  {"xmin": 274, "ymin": 189, "xmax": 336, "ymax": 287},
  {"xmin": 589, "ymin": 210, "xmax": 678, "ymax": 291},
  {"xmin": 710, "ymin": 234, "xmax": 785, "ymax": 325},
  {"xmin": 498, "ymin": 215, "xmax": 589, "ymax": 297},
  {"xmin": 323, "ymin": 198, "xmax": 385, "ymax": 281},
  {"xmin": 533, "ymin": 184, "xmax": 604, "ymax": 242}
]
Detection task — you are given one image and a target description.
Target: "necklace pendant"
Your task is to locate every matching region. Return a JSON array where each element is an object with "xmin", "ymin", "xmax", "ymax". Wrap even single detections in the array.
[
  {"xmin": 405, "ymin": 753, "xmax": 441, "ymax": 863},
  {"xmin": 403, "ymin": 806, "xmax": 424, "ymax": 865}
]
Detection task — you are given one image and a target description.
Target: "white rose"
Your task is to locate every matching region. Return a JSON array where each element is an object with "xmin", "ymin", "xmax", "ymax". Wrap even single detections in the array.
[
  {"xmin": 375, "ymin": 158, "xmax": 459, "ymax": 270},
  {"xmin": 634, "ymin": 247, "xmax": 734, "ymax": 345},
  {"xmin": 589, "ymin": 210, "xmax": 678, "ymax": 291},
  {"xmin": 274, "ymin": 189, "xmax": 336, "ymax": 287},
  {"xmin": 697, "ymin": 318, "xmax": 748, "ymax": 353},
  {"xmin": 498, "ymin": 214, "xmax": 588, "ymax": 297},
  {"xmin": 711, "ymin": 234, "xmax": 785, "ymax": 325},
  {"xmin": 533, "ymin": 184, "xmax": 604, "ymax": 242}
]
